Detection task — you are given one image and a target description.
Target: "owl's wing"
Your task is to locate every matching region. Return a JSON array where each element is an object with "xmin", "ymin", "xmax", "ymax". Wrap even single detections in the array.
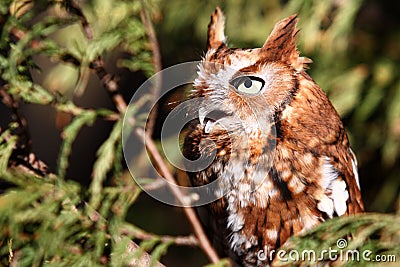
[
  {"xmin": 318, "ymin": 148, "xmax": 364, "ymax": 218},
  {"xmin": 276, "ymin": 72, "xmax": 364, "ymax": 219},
  {"xmin": 316, "ymin": 148, "xmax": 364, "ymax": 219}
]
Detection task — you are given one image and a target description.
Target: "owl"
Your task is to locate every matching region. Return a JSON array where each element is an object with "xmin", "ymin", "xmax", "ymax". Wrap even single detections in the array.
[{"xmin": 183, "ymin": 7, "xmax": 364, "ymax": 266}]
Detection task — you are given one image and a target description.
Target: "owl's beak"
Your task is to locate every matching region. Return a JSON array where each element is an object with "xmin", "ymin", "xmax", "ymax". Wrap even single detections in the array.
[
  {"xmin": 199, "ymin": 107, "xmax": 217, "ymax": 134},
  {"xmin": 199, "ymin": 107, "xmax": 207, "ymax": 126},
  {"xmin": 199, "ymin": 107, "xmax": 216, "ymax": 134},
  {"xmin": 198, "ymin": 107, "xmax": 230, "ymax": 134},
  {"xmin": 204, "ymin": 120, "xmax": 216, "ymax": 134}
]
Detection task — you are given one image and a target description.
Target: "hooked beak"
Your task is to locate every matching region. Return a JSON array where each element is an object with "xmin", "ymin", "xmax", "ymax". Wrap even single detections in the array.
[{"xmin": 198, "ymin": 107, "xmax": 230, "ymax": 134}]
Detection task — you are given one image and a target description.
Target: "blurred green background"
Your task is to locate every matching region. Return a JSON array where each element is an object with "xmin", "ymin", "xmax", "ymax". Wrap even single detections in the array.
[
  {"xmin": 154, "ymin": 0, "xmax": 400, "ymax": 264},
  {"xmin": 153, "ymin": 0, "xmax": 400, "ymax": 218},
  {"xmin": 155, "ymin": 0, "xmax": 400, "ymax": 213},
  {"xmin": 1, "ymin": 0, "xmax": 399, "ymax": 266}
]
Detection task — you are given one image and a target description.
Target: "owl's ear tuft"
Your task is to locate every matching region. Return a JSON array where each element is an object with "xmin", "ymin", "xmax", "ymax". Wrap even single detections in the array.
[
  {"xmin": 207, "ymin": 7, "xmax": 227, "ymax": 50},
  {"xmin": 262, "ymin": 14, "xmax": 312, "ymax": 70}
]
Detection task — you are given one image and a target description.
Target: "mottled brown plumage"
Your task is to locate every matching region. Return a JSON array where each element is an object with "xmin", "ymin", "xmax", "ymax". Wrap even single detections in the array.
[{"xmin": 183, "ymin": 7, "xmax": 364, "ymax": 266}]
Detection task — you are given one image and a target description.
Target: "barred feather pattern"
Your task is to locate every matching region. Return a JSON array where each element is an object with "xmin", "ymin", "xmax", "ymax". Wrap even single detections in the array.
[{"xmin": 183, "ymin": 7, "xmax": 364, "ymax": 266}]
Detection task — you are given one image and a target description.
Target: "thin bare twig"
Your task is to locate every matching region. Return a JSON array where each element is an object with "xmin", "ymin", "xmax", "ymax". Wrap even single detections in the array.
[
  {"xmin": 90, "ymin": 57, "xmax": 127, "ymax": 114},
  {"xmin": 60, "ymin": 2, "xmax": 165, "ymax": 266},
  {"xmin": 140, "ymin": 0, "xmax": 162, "ymax": 137},
  {"xmin": 4, "ymin": 29, "xmax": 124, "ymax": 122},
  {"xmin": 63, "ymin": 0, "xmax": 93, "ymax": 39},
  {"xmin": 3, "ymin": 3, "xmax": 164, "ymax": 266},
  {"xmin": 64, "ymin": 0, "xmax": 127, "ymax": 113},
  {"xmin": 66, "ymin": 0, "xmax": 220, "ymax": 264},
  {"xmin": 0, "ymin": 87, "xmax": 31, "ymax": 153},
  {"xmin": 55, "ymin": 102, "xmax": 120, "ymax": 121},
  {"xmin": 0, "ymin": 88, "xmax": 48, "ymax": 176},
  {"xmin": 136, "ymin": 4, "xmax": 217, "ymax": 259},
  {"xmin": 136, "ymin": 128, "xmax": 220, "ymax": 263},
  {"xmin": 121, "ymin": 226, "xmax": 199, "ymax": 247},
  {"xmin": 141, "ymin": 177, "xmax": 167, "ymax": 191}
]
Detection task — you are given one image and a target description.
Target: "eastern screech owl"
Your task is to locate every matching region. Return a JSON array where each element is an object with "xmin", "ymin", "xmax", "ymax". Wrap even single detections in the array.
[{"xmin": 183, "ymin": 7, "xmax": 364, "ymax": 266}]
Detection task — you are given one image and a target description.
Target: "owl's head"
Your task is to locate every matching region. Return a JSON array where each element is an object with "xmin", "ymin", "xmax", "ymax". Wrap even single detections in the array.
[{"xmin": 193, "ymin": 7, "xmax": 312, "ymax": 138}]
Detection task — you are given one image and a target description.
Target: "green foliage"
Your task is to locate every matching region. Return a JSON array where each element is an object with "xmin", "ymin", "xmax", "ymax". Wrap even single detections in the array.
[
  {"xmin": 0, "ymin": 125, "xmax": 18, "ymax": 173},
  {"xmin": 204, "ymin": 259, "xmax": 231, "ymax": 267},
  {"xmin": 273, "ymin": 213, "xmax": 400, "ymax": 266},
  {"xmin": 58, "ymin": 110, "xmax": 97, "ymax": 179},
  {"xmin": 90, "ymin": 119, "xmax": 122, "ymax": 209},
  {"xmin": 0, "ymin": 168, "xmax": 148, "ymax": 266},
  {"xmin": 0, "ymin": 0, "xmax": 399, "ymax": 266},
  {"xmin": 0, "ymin": 0, "xmax": 170, "ymax": 266}
]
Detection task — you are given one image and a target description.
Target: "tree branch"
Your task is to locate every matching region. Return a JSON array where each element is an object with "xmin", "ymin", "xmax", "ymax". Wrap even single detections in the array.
[
  {"xmin": 140, "ymin": 0, "xmax": 162, "ymax": 137},
  {"xmin": 0, "ymin": 87, "xmax": 31, "ymax": 153},
  {"xmin": 90, "ymin": 57, "xmax": 127, "ymax": 114},
  {"xmin": 65, "ymin": 0, "xmax": 220, "ymax": 264},
  {"xmin": 63, "ymin": 0, "xmax": 93, "ymax": 40},
  {"xmin": 121, "ymin": 226, "xmax": 199, "ymax": 247},
  {"xmin": 136, "ymin": 128, "xmax": 220, "ymax": 263},
  {"xmin": 0, "ymin": 87, "xmax": 49, "ymax": 176}
]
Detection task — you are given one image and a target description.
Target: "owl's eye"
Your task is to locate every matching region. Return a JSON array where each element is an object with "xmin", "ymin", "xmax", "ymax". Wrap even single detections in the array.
[{"xmin": 230, "ymin": 76, "xmax": 265, "ymax": 95}]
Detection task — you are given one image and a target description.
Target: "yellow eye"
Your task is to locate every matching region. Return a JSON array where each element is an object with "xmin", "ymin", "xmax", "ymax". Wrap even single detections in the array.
[{"xmin": 231, "ymin": 76, "xmax": 265, "ymax": 95}]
